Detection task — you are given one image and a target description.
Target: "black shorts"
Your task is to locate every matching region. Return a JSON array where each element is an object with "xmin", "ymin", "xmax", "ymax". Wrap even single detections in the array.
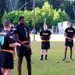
[
  {"xmin": 17, "ymin": 46, "xmax": 32, "ymax": 57},
  {"xmin": 65, "ymin": 39, "xmax": 73, "ymax": 48},
  {"xmin": 0, "ymin": 51, "xmax": 2, "ymax": 75},
  {"xmin": 0, "ymin": 51, "xmax": 1, "ymax": 67},
  {"xmin": 1, "ymin": 51, "xmax": 14, "ymax": 69},
  {"xmin": 0, "ymin": 68, "xmax": 2, "ymax": 75},
  {"xmin": 41, "ymin": 41, "xmax": 50, "ymax": 49}
]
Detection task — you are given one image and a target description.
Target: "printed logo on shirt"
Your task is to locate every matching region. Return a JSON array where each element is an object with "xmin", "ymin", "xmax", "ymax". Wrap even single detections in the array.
[
  {"xmin": 0, "ymin": 32, "xmax": 7, "ymax": 35},
  {"xmin": 9, "ymin": 36, "xmax": 13, "ymax": 39},
  {"xmin": 13, "ymin": 28, "xmax": 17, "ymax": 31},
  {"xmin": 42, "ymin": 33, "xmax": 49, "ymax": 35},
  {"xmin": 24, "ymin": 28, "xmax": 28, "ymax": 38},
  {"xmin": 68, "ymin": 30, "xmax": 74, "ymax": 33}
]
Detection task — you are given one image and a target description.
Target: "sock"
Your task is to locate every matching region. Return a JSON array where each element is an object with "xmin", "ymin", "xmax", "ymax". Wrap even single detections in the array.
[
  {"xmin": 45, "ymin": 55, "xmax": 47, "ymax": 59},
  {"xmin": 41, "ymin": 55, "xmax": 43, "ymax": 59},
  {"xmin": 64, "ymin": 55, "xmax": 66, "ymax": 59},
  {"xmin": 28, "ymin": 72, "xmax": 31, "ymax": 75},
  {"xmin": 70, "ymin": 56, "xmax": 72, "ymax": 59}
]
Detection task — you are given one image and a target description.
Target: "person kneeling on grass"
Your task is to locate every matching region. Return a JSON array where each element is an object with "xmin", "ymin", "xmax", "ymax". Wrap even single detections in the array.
[{"xmin": 40, "ymin": 24, "xmax": 52, "ymax": 60}]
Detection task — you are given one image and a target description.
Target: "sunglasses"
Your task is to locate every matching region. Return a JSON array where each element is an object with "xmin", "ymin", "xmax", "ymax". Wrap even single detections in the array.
[{"xmin": 11, "ymin": 27, "xmax": 14, "ymax": 28}]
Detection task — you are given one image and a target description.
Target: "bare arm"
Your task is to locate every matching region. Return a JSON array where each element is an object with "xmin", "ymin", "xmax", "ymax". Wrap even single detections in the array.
[
  {"xmin": 71, "ymin": 34, "xmax": 75, "ymax": 40},
  {"xmin": 9, "ymin": 42, "xmax": 21, "ymax": 47},
  {"xmin": 49, "ymin": 35, "xmax": 51, "ymax": 39},
  {"xmin": 64, "ymin": 32, "xmax": 75, "ymax": 41},
  {"xmin": 28, "ymin": 34, "xmax": 31, "ymax": 46},
  {"xmin": 13, "ymin": 34, "xmax": 30, "ymax": 49},
  {"xmin": 64, "ymin": 32, "xmax": 70, "ymax": 39},
  {"xmin": 49, "ymin": 32, "xmax": 52, "ymax": 39},
  {"xmin": 40, "ymin": 36, "xmax": 42, "ymax": 40}
]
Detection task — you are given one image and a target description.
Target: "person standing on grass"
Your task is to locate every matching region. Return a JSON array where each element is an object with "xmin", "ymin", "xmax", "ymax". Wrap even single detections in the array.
[
  {"xmin": 13, "ymin": 16, "xmax": 32, "ymax": 75},
  {"xmin": 0, "ymin": 31, "xmax": 3, "ymax": 75},
  {"xmin": 40, "ymin": 23, "xmax": 52, "ymax": 60},
  {"xmin": 0, "ymin": 20, "xmax": 21, "ymax": 75},
  {"xmin": 0, "ymin": 50, "xmax": 2, "ymax": 75},
  {"xmin": 63, "ymin": 22, "xmax": 75, "ymax": 61},
  {"xmin": 10, "ymin": 24, "xmax": 17, "ymax": 62}
]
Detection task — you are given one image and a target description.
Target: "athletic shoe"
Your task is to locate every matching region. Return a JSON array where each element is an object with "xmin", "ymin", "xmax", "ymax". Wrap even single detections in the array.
[
  {"xmin": 45, "ymin": 58, "xmax": 48, "ymax": 60},
  {"xmin": 63, "ymin": 58, "xmax": 66, "ymax": 61},
  {"xmin": 40, "ymin": 58, "xmax": 43, "ymax": 60},
  {"xmin": 70, "ymin": 58, "xmax": 73, "ymax": 61}
]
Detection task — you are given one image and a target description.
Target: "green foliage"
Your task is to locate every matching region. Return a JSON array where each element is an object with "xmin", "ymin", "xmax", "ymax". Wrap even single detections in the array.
[
  {"xmin": 41, "ymin": 2, "xmax": 54, "ymax": 27},
  {"xmin": 53, "ymin": 9, "xmax": 60, "ymax": 25},
  {"xmin": 23, "ymin": 10, "xmax": 33, "ymax": 27},
  {"xmin": 36, "ymin": 0, "xmax": 48, "ymax": 8},
  {"xmin": 1, "ymin": 1, "xmax": 69, "ymax": 30},
  {"xmin": 32, "ymin": 7, "xmax": 42, "ymax": 29},
  {"xmin": 1, "ymin": 12, "xmax": 8, "ymax": 24},
  {"xmin": 62, "ymin": 10, "xmax": 70, "ymax": 21},
  {"xmin": 1, "ymin": 11, "xmax": 19, "ymax": 25}
]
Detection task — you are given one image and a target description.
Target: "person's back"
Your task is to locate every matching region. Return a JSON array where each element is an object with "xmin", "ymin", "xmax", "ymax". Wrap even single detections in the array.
[
  {"xmin": 1, "ymin": 30, "xmax": 15, "ymax": 50},
  {"xmin": 0, "ymin": 20, "xmax": 21, "ymax": 75}
]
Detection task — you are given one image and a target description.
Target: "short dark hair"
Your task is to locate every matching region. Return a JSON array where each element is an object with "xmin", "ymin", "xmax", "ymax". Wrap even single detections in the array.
[
  {"xmin": 70, "ymin": 22, "xmax": 73, "ymax": 23},
  {"xmin": 19, "ymin": 16, "xmax": 24, "ymax": 21},
  {"xmin": 3, "ymin": 20, "xmax": 11, "ymax": 28}
]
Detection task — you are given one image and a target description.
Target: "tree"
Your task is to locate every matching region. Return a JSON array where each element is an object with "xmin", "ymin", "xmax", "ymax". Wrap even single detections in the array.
[
  {"xmin": 41, "ymin": 2, "xmax": 54, "ymax": 27},
  {"xmin": 18, "ymin": 0, "xmax": 32, "ymax": 10},
  {"xmin": 68, "ymin": 0, "xmax": 75, "ymax": 19},
  {"xmin": 0, "ymin": 0, "xmax": 6, "ymax": 26},
  {"xmin": 49, "ymin": 0, "xmax": 75, "ymax": 21},
  {"xmin": 35, "ymin": 0, "xmax": 48, "ymax": 8},
  {"xmin": 1, "ymin": 1, "xmax": 70, "ymax": 30}
]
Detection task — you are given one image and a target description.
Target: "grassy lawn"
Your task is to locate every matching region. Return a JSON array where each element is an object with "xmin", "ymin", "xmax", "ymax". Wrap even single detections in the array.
[{"xmin": 11, "ymin": 41, "xmax": 75, "ymax": 75}]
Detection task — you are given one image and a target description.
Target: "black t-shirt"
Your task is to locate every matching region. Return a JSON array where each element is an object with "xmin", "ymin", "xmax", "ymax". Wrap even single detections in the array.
[
  {"xmin": 1, "ymin": 30, "xmax": 15, "ymax": 50},
  {"xmin": 13, "ymin": 24, "xmax": 29, "ymax": 41},
  {"xmin": 40, "ymin": 30, "xmax": 51, "ymax": 40},
  {"xmin": 65, "ymin": 27, "xmax": 75, "ymax": 38}
]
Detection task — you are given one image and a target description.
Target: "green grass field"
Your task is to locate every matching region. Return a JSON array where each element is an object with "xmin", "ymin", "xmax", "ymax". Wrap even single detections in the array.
[{"xmin": 11, "ymin": 41, "xmax": 75, "ymax": 75}]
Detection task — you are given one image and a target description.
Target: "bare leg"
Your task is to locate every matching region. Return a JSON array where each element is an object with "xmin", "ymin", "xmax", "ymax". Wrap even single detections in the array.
[
  {"xmin": 63, "ymin": 46, "xmax": 68, "ymax": 61},
  {"xmin": 40, "ymin": 50, "xmax": 44, "ymax": 60},
  {"xmin": 13, "ymin": 47, "xmax": 16, "ymax": 61},
  {"xmin": 45, "ymin": 50, "xmax": 48, "ymax": 60},
  {"xmin": 1, "ymin": 68, "xmax": 6, "ymax": 75},
  {"xmin": 41, "ymin": 49, "xmax": 44, "ymax": 55},
  {"xmin": 25, "ymin": 55, "xmax": 31, "ymax": 75},
  {"xmin": 4, "ymin": 69, "xmax": 12, "ymax": 75},
  {"xmin": 45, "ymin": 49, "xmax": 48, "ymax": 55},
  {"xmin": 17, "ymin": 56, "xmax": 23, "ymax": 75},
  {"xmin": 70, "ymin": 47, "xmax": 73, "ymax": 60}
]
